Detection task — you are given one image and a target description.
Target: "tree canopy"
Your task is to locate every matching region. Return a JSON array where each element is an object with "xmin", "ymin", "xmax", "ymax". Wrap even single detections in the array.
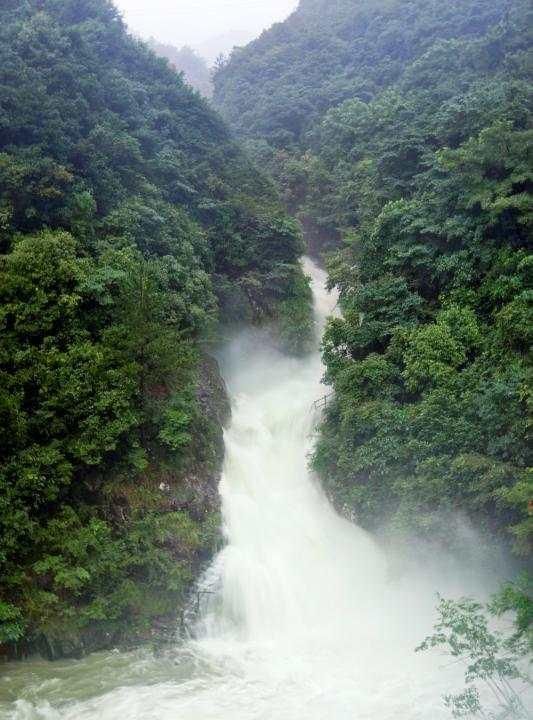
[
  {"xmin": 148, "ymin": 40, "xmax": 213, "ymax": 98},
  {"xmin": 214, "ymin": 0, "xmax": 532, "ymax": 555},
  {"xmin": 0, "ymin": 0, "xmax": 311, "ymax": 654}
]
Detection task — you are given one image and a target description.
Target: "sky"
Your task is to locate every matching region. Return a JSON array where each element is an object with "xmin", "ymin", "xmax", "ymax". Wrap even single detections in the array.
[{"xmin": 113, "ymin": 0, "xmax": 299, "ymax": 61}]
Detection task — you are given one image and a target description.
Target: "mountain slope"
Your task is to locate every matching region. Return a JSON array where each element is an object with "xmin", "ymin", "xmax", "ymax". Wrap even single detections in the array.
[
  {"xmin": 147, "ymin": 41, "xmax": 213, "ymax": 97},
  {"xmin": 214, "ymin": 0, "xmax": 515, "ymax": 145},
  {"xmin": 213, "ymin": 0, "xmax": 533, "ymax": 554},
  {"xmin": 0, "ymin": 0, "xmax": 311, "ymax": 656}
]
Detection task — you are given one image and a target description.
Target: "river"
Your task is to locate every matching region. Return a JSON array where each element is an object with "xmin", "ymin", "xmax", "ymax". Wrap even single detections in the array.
[{"xmin": 0, "ymin": 257, "xmax": 501, "ymax": 719}]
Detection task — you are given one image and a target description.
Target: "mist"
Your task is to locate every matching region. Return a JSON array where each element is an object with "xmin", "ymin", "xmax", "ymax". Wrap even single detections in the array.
[
  {"xmin": 0, "ymin": 0, "xmax": 529, "ymax": 718},
  {"xmin": 3, "ymin": 258, "xmax": 526, "ymax": 718},
  {"xmin": 114, "ymin": 0, "xmax": 298, "ymax": 61}
]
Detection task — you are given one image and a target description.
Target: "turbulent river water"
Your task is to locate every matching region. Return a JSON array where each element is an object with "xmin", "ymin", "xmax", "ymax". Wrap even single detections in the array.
[{"xmin": 0, "ymin": 258, "xmax": 508, "ymax": 719}]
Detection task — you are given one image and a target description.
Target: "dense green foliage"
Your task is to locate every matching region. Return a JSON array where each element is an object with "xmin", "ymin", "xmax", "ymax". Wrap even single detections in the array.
[
  {"xmin": 214, "ymin": 0, "xmax": 532, "ymax": 553},
  {"xmin": 0, "ymin": 0, "xmax": 310, "ymax": 654},
  {"xmin": 214, "ymin": 0, "xmax": 515, "ymax": 145},
  {"xmin": 314, "ymin": 104, "xmax": 532, "ymax": 549},
  {"xmin": 418, "ymin": 576, "xmax": 532, "ymax": 718},
  {"xmin": 148, "ymin": 40, "xmax": 213, "ymax": 97}
]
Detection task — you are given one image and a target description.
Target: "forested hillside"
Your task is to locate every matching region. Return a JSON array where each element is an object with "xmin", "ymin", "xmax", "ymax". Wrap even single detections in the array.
[
  {"xmin": 214, "ymin": 0, "xmax": 532, "ymax": 554},
  {"xmin": 0, "ymin": 0, "xmax": 311, "ymax": 656},
  {"xmin": 147, "ymin": 40, "xmax": 213, "ymax": 97},
  {"xmin": 214, "ymin": 0, "xmax": 516, "ymax": 142}
]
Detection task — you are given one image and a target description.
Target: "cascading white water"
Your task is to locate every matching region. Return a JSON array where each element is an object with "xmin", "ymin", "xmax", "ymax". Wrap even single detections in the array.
[
  {"xmin": 168, "ymin": 256, "xmax": 458, "ymax": 719},
  {"xmin": 1, "ymin": 257, "xmax": 487, "ymax": 720},
  {"xmin": 197, "ymin": 257, "xmax": 387, "ymax": 646}
]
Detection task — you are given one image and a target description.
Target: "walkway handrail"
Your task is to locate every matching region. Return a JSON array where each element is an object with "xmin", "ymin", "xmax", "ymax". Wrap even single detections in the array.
[{"xmin": 312, "ymin": 392, "xmax": 334, "ymax": 411}]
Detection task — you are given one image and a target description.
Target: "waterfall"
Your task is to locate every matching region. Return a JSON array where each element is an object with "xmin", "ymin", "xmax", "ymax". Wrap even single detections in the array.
[
  {"xmin": 196, "ymin": 258, "xmax": 388, "ymax": 646},
  {"xmin": 158, "ymin": 256, "xmax": 457, "ymax": 719},
  {"xmin": 3, "ymin": 257, "xmax": 470, "ymax": 720}
]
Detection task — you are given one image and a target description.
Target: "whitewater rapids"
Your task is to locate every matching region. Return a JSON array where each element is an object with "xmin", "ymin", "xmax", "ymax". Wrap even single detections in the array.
[{"xmin": 1, "ymin": 258, "xmax": 491, "ymax": 719}]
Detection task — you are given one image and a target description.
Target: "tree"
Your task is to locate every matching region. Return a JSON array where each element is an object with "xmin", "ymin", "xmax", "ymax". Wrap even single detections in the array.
[{"xmin": 417, "ymin": 578, "xmax": 532, "ymax": 718}]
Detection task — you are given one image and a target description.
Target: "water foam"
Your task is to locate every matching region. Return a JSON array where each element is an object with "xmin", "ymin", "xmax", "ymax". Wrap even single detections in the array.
[{"xmin": 1, "ymin": 258, "xmax": 473, "ymax": 720}]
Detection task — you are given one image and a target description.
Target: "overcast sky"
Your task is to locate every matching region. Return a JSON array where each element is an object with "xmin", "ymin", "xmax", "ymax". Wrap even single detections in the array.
[{"xmin": 114, "ymin": 0, "xmax": 298, "ymax": 58}]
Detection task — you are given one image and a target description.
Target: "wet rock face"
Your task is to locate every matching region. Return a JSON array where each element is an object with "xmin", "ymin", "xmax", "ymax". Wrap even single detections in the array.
[
  {"xmin": 177, "ymin": 353, "xmax": 231, "ymax": 520},
  {"xmin": 198, "ymin": 354, "xmax": 232, "ymax": 431},
  {"xmin": 156, "ymin": 354, "xmax": 230, "ymax": 641},
  {"xmin": 197, "ymin": 353, "xmax": 232, "ymax": 484}
]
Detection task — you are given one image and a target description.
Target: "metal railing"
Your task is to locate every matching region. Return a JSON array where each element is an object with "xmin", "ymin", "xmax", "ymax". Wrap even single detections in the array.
[{"xmin": 312, "ymin": 393, "xmax": 334, "ymax": 411}]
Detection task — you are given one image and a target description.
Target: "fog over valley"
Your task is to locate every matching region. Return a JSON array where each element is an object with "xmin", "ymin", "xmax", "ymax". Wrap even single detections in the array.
[
  {"xmin": 0, "ymin": 1, "xmax": 531, "ymax": 718},
  {"xmin": 114, "ymin": 0, "xmax": 299, "ymax": 62}
]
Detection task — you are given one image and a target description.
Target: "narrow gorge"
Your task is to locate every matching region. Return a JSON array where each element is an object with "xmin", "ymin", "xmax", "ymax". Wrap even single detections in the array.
[
  {"xmin": 0, "ymin": 0, "xmax": 531, "ymax": 718},
  {"xmin": 3, "ymin": 258, "xmax": 515, "ymax": 719}
]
